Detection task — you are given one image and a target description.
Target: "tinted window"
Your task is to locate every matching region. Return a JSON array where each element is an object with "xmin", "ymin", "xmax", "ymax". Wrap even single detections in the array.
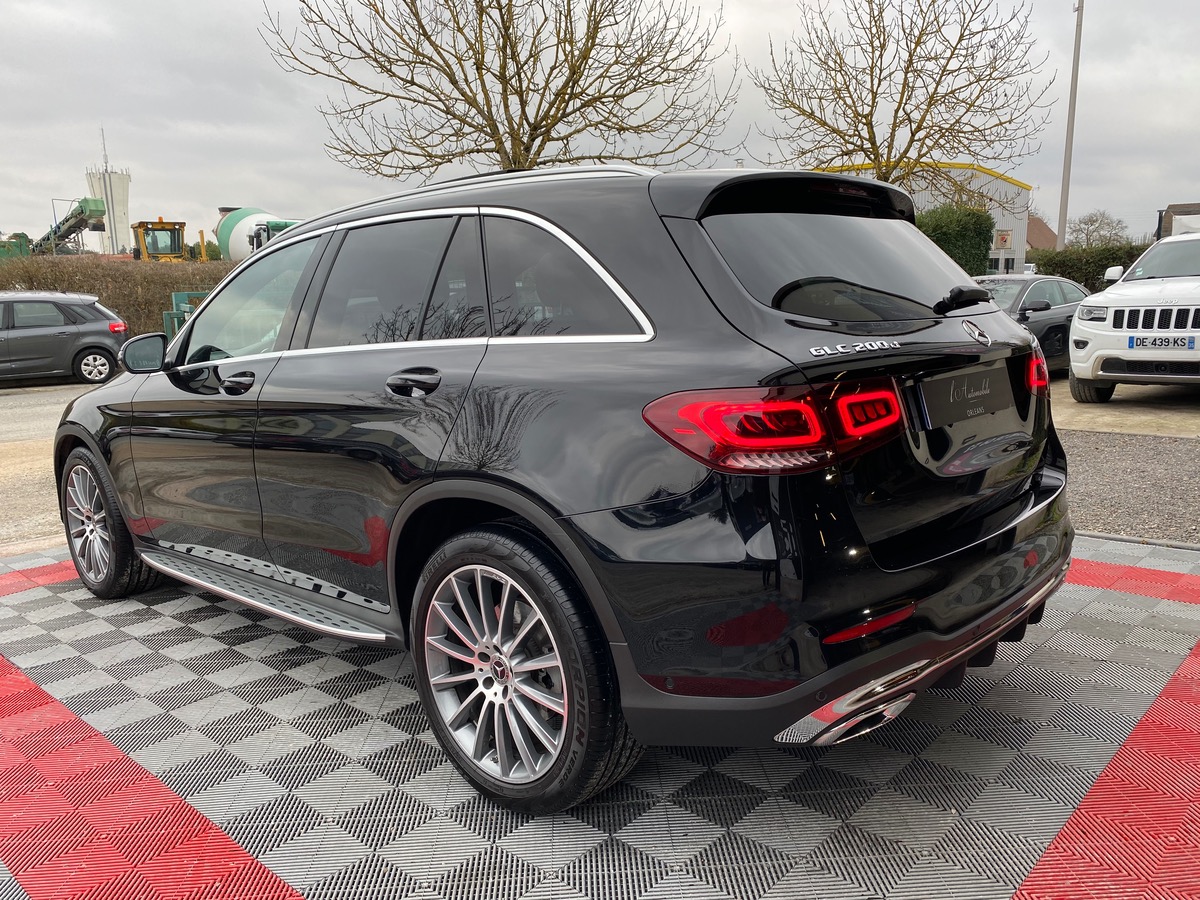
[
  {"xmin": 421, "ymin": 218, "xmax": 487, "ymax": 341},
  {"xmin": 1059, "ymin": 282, "xmax": 1088, "ymax": 303},
  {"xmin": 484, "ymin": 217, "xmax": 639, "ymax": 337},
  {"xmin": 703, "ymin": 213, "xmax": 973, "ymax": 320},
  {"xmin": 12, "ymin": 302, "xmax": 67, "ymax": 328},
  {"xmin": 184, "ymin": 238, "xmax": 318, "ymax": 365},
  {"xmin": 308, "ymin": 218, "xmax": 453, "ymax": 348},
  {"xmin": 70, "ymin": 304, "xmax": 105, "ymax": 322}
]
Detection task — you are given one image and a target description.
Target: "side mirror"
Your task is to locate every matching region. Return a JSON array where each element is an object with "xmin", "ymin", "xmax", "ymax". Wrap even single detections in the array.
[
  {"xmin": 119, "ymin": 333, "xmax": 168, "ymax": 373},
  {"xmin": 1104, "ymin": 265, "xmax": 1124, "ymax": 282},
  {"xmin": 1019, "ymin": 298, "xmax": 1053, "ymax": 314}
]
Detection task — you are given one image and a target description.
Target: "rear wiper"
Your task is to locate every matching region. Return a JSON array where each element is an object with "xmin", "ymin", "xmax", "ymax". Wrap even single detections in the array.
[{"xmin": 934, "ymin": 285, "xmax": 992, "ymax": 315}]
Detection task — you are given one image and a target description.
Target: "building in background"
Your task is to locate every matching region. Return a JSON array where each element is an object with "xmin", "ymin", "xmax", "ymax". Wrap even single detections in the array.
[
  {"xmin": 85, "ymin": 132, "xmax": 131, "ymax": 255},
  {"xmin": 820, "ymin": 161, "xmax": 1032, "ymax": 275},
  {"xmin": 1026, "ymin": 215, "xmax": 1058, "ymax": 251}
]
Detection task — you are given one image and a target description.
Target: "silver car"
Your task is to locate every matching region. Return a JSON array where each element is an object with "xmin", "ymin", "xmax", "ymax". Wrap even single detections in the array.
[{"xmin": 0, "ymin": 291, "xmax": 129, "ymax": 383}]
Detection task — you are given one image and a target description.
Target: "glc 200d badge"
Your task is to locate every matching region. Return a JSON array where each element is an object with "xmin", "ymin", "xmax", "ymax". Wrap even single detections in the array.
[{"xmin": 809, "ymin": 340, "xmax": 903, "ymax": 358}]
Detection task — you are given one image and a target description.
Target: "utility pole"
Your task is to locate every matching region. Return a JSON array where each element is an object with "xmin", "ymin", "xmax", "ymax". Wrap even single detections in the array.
[{"xmin": 1056, "ymin": 0, "xmax": 1085, "ymax": 250}]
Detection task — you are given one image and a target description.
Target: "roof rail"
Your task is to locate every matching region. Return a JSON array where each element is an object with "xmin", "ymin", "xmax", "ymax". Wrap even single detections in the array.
[{"xmin": 299, "ymin": 163, "xmax": 655, "ymax": 231}]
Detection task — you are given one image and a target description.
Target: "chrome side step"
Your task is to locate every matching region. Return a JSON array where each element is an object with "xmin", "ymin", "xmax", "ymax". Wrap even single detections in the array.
[{"xmin": 138, "ymin": 548, "xmax": 392, "ymax": 643}]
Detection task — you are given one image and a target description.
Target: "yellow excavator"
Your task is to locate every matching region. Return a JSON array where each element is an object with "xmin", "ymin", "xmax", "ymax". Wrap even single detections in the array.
[{"xmin": 131, "ymin": 218, "xmax": 208, "ymax": 262}]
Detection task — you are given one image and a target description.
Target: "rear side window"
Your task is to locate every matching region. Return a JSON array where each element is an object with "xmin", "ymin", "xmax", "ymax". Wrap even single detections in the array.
[
  {"xmin": 308, "ymin": 218, "xmax": 454, "ymax": 348},
  {"xmin": 70, "ymin": 304, "xmax": 105, "ymax": 322},
  {"xmin": 483, "ymin": 216, "xmax": 639, "ymax": 337},
  {"xmin": 702, "ymin": 213, "xmax": 972, "ymax": 321}
]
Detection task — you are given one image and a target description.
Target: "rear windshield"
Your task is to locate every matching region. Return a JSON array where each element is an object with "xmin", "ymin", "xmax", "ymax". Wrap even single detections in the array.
[{"xmin": 703, "ymin": 213, "xmax": 973, "ymax": 321}]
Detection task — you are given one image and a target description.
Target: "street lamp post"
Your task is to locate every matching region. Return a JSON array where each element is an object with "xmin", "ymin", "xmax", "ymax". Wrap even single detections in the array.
[{"xmin": 1056, "ymin": 0, "xmax": 1085, "ymax": 251}]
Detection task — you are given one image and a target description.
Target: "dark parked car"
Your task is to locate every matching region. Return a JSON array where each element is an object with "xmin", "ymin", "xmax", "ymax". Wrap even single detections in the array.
[
  {"xmin": 56, "ymin": 167, "xmax": 1072, "ymax": 812},
  {"xmin": 0, "ymin": 291, "xmax": 129, "ymax": 383},
  {"xmin": 976, "ymin": 274, "xmax": 1090, "ymax": 371}
]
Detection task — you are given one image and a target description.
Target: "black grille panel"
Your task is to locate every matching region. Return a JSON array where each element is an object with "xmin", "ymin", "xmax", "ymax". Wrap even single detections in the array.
[
  {"xmin": 1111, "ymin": 306, "xmax": 1197, "ymax": 330},
  {"xmin": 1101, "ymin": 359, "xmax": 1200, "ymax": 376}
]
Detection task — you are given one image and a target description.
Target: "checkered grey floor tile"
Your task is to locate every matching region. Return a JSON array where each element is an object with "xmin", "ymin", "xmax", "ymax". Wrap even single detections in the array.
[{"xmin": 2, "ymin": 540, "xmax": 1198, "ymax": 900}]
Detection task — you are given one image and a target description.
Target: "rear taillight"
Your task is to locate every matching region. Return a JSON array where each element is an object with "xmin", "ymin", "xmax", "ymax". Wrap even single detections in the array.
[
  {"xmin": 1027, "ymin": 347, "xmax": 1049, "ymax": 396},
  {"xmin": 643, "ymin": 379, "xmax": 904, "ymax": 475},
  {"xmin": 109, "ymin": 322, "xmax": 128, "ymax": 334}
]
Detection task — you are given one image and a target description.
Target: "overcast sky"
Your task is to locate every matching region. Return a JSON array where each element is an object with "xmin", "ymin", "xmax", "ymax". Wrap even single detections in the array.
[{"xmin": 1, "ymin": 0, "xmax": 1196, "ymax": 249}]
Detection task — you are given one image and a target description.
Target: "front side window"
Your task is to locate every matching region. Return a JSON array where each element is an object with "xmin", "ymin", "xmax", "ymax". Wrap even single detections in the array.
[
  {"xmin": 484, "ymin": 216, "xmax": 639, "ymax": 337},
  {"xmin": 183, "ymin": 238, "xmax": 318, "ymax": 365},
  {"xmin": 12, "ymin": 302, "xmax": 68, "ymax": 328},
  {"xmin": 307, "ymin": 218, "xmax": 454, "ymax": 348}
]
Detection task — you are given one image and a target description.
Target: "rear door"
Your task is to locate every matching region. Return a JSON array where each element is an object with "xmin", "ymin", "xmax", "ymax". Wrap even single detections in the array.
[
  {"xmin": 255, "ymin": 213, "xmax": 488, "ymax": 609},
  {"xmin": 6, "ymin": 300, "xmax": 78, "ymax": 376}
]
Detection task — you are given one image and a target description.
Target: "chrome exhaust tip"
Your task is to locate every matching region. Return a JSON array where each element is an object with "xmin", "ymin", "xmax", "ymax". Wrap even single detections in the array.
[{"xmin": 811, "ymin": 692, "xmax": 916, "ymax": 747}]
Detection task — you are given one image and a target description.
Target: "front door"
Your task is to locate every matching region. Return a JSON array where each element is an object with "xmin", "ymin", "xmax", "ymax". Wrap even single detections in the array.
[{"xmin": 128, "ymin": 237, "xmax": 324, "ymax": 570}]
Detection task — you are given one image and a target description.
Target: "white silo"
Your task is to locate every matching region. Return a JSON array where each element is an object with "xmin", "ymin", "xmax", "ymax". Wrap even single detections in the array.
[{"xmin": 86, "ymin": 131, "xmax": 132, "ymax": 254}]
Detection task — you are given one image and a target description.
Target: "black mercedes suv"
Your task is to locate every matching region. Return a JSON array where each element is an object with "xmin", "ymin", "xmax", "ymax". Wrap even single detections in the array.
[{"xmin": 55, "ymin": 166, "xmax": 1072, "ymax": 812}]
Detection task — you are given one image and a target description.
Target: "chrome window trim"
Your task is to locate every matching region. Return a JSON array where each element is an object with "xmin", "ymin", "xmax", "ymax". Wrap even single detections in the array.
[
  {"xmin": 184, "ymin": 202, "xmax": 659, "ymax": 362},
  {"xmin": 168, "ymin": 351, "xmax": 283, "ymax": 374},
  {"xmin": 285, "ymin": 338, "xmax": 489, "ymax": 358}
]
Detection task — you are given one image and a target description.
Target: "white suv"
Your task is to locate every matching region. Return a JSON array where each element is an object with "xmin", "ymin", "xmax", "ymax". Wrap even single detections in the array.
[{"xmin": 1068, "ymin": 232, "xmax": 1200, "ymax": 402}]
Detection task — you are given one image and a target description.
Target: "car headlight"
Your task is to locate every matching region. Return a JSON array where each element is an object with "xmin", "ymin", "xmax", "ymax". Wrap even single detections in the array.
[{"xmin": 1077, "ymin": 306, "xmax": 1107, "ymax": 321}]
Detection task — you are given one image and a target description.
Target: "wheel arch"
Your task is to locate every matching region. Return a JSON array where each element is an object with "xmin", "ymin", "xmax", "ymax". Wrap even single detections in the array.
[{"xmin": 387, "ymin": 480, "xmax": 627, "ymax": 650}]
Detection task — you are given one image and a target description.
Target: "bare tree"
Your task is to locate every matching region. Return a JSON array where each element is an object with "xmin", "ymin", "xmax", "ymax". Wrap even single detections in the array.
[
  {"xmin": 263, "ymin": 0, "xmax": 738, "ymax": 179},
  {"xmin": 1066, "ymin": 209, "xmax": 1129, "ymax": 248},
  {"xmin": 753, "ymin": 0, "xmax": 1053, "ymax": 205}
]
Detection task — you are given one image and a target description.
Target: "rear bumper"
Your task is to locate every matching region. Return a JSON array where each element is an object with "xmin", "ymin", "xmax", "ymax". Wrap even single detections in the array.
[{"xmin": 612, "ymin": 554, "xmax": 1069, "ymax": 747}]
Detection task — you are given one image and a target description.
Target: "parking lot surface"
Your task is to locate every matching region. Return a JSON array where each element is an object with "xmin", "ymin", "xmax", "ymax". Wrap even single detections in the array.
[{"xmin": 2, "ymin": 535, "xmax": 1198, "ymax": 900}]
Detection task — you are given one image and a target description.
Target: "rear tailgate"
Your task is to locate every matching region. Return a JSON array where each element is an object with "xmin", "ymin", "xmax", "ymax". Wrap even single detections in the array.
[{"xmin": 657, "ymin": 173, "xmax": 1058, "ymax": 572}]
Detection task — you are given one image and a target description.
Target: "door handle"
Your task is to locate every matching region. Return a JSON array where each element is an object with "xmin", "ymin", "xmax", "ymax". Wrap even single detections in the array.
[
  {"xmin": 386, "ymin": 367, "xmax": 442, "ymax": 397},
  {"xmin": 219, "ymin": 372, "xmax": 256, "ymax": 395},
  {"xmin": 54, "ymin": 331, "xmax": 71, "ymax": 336}
]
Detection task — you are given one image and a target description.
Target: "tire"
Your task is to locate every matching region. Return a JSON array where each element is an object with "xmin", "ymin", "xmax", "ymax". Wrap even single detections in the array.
[
  {"xmin": 74, "ymin": 348, "xmax": 116, "ymax": 384},
  {"xmin": 410, "ymin": 525, "xmax": 642, "ymax": 813},
  {"xmin": 1069, "ymin": 371, "xmax": 1116, "ymax": 403},
  {"xmin": 60, "ymin": 447, "xmax": 162, "ymax": 599}
]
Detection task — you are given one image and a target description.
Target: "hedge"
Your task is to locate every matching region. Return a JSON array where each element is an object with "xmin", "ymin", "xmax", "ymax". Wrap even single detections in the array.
[
  {"xmin": 916, "ymin": 205, "xmax": 996, "ymax": 277},
  {"xmin": 1026, "ymin": 243, "xmax": 1151, "ymax": 292},
  {"xmin": 0, "ymin": 256, "xmax": 235, "ymax": 336}
]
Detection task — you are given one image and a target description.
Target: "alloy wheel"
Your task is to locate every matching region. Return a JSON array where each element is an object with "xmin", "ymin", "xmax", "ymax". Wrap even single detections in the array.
[
  {"xmin": 64, "ymin": 464, "xmax": 112, "ymax": 582},
  {"xmin": 80, "ymin": 353, "xmax": 111, "ymax": 382},
  {"xmin": 423, "ymin": 564, "xmax": 567, "ymax": 783}
]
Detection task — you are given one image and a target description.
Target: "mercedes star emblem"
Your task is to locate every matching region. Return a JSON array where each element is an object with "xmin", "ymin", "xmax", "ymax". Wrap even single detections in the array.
[{"xmin": 963, "ymin": 320, "xmax": 992, "ymax": 347}]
